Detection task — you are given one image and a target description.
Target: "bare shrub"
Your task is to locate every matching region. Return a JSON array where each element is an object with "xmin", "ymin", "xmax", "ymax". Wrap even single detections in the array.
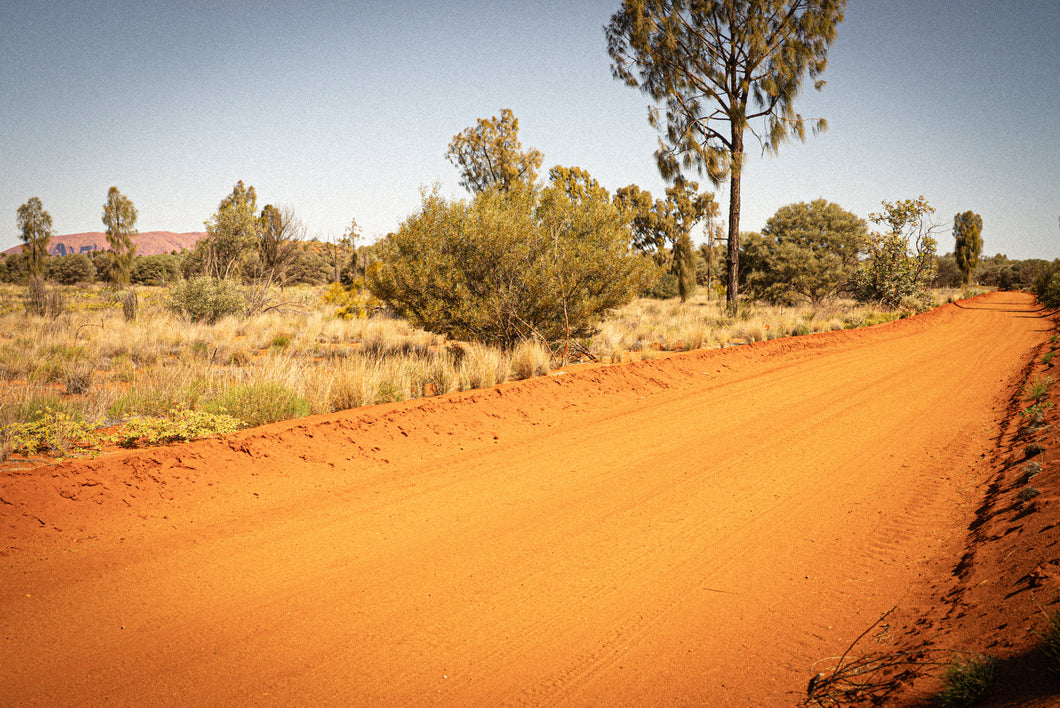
[{"xmin": 24, "ymin": 276, "xmax": 64, "ymax": 318}]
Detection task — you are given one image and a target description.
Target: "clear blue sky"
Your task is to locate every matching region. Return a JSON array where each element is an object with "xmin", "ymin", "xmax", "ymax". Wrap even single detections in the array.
[{"xmin": 2, "ymin": 1, "xmax": 1057, "ymax": 259}]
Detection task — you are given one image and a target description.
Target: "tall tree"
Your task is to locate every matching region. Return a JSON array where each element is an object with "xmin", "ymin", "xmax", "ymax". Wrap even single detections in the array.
[
  {"xmin": 952, "ymin": 210, "xmax": 983, "ymax": 286},
  {"xmin": 445, "ymin": 109, "xmax": 543, "ymax": 193},
  {"xmin": 606, "ymin": 0, "xmax": 846, "ymax": 306},
  {"xmin": 16, "ymin": 197, "xmax": 53, "ymax": 278},
  {"xmin": 102, "ymin": 186, "xmax": 138, "ymax": 286},
  {"xmin": 203, "ymin": 181, "xmax": 259, "ymax": 278}
]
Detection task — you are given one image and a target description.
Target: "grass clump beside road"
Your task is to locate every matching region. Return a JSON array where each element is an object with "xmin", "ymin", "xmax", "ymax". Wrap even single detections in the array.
[{"xmin": 936, "ymin": 654, "xmax": 998, "ymax": 707}]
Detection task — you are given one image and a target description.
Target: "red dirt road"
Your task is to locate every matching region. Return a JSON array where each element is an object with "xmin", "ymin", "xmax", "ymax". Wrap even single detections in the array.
[{"xmin": 1, "ymin": 292, "xmax": 1052, "ymax": 706}]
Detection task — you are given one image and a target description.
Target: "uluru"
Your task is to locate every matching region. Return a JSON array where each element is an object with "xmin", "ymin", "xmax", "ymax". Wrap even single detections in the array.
[{"xmin": 2, "ymin": 231, "xmax": 206, "ymax": 257}]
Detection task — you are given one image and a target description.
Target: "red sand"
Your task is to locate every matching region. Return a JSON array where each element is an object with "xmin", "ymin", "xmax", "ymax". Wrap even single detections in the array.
[{"xmin": 1, "ymin": 291, "xmax": 1057, "ymax": 706}]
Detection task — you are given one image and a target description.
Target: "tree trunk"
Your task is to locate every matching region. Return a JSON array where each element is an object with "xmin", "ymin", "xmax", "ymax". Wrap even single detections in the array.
[{"xmin": 725, "ymin": 131, "xmax": 744, "ymax": 308}]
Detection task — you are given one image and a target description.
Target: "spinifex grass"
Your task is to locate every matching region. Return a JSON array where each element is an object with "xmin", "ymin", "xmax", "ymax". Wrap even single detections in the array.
[{"xmin": 590, "ymin": 293, "xmax": 895, "ymax": 361}]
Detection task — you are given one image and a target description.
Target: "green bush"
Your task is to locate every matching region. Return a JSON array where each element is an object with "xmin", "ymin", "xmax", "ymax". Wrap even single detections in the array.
[
  {"xmin": 48, "ymin": 253, "xmax": 96, "ymax": 284},
  {"xmin": 643, "ymin": 270, "xmax": 680, "ymax": 299},
  {"xmin": 204, "ymin": 382, "xmax": 310, "ymax": 428},
  {"xmin": 368, "ymin": 183, "xmax": 652, "ymax": 347},
  {"xmin": 114, "ymin": 409, "xmax": 243, "ymax": 448},
  {"xmin": 0, "ymin": 252, "xmax": 28, "ymax": 284},
  {"xmin": 286, "ymin": 248, "xmax": 331, "ymax": 285},
  {"xmin": 853, "ymin": 197, "xmax": 938, "ymax": 308},
  {"xmin": 131, "ymin": 254, "xmax": 181, "ymax": 285},
  {"xmin": 1034, "ymin": 263, "xmax": 1060, "ymax": 309},
  {"xmin": 167, "ymin": 276, "xmax": 246, "ymax": 323},
  {"xmin": 746, "ymin": 199, "xmax": 867, "ymax": 304}
]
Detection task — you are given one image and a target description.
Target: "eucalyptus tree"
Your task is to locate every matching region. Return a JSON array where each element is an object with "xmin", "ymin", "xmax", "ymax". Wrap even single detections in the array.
[
  {"xmin": 445, "ymin": 109, "xmax": 543, "ymax": 194},
  {"xmin": 16, "ymin": 196, "xmax": 53, "ymax": 278},
  {"xmin": 952, "ymin": 210, "xmax": 983, "ymax": 286},
  {"xmin": 606, "ymin": 0, "xmax": 846, "ymax": 305},
  {"xmin": 102, "ymin": 186, "xmax": 138, "ymax": 286}
]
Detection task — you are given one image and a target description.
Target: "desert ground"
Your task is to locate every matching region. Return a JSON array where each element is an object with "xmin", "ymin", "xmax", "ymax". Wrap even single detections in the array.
[{"xmin": 1, "ymin": 291, "xmax": 1057, "ymax": 706}]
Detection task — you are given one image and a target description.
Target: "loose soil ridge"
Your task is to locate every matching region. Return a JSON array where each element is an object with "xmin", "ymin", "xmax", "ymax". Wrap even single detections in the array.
[{"xmin": 1, "ymin": 291, "xmax": 1055, "ymax": 706}]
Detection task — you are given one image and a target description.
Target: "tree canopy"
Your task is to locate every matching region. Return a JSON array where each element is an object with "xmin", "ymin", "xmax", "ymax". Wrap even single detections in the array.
[
  {"xmin": 606, "ymin": 0, "xmax": 846, "ymax": 304},
  {"xmin": 16, "ymin": 196, "xmax": 53, "ymax": 278},
  {"xmin": 445, "ymin": 109, "xmax": 543, "ymax": 194},
  {"xmin": 102, "ymin": 186, "xmax": 139, "ymax": 286},
  {"xmin": 201, "ymin": 181, "xmax": 259, "ymax": 278},
  {"xmin": 368, "ymin": 182, "xmax": 651, "ymax": 347},
  {"xmin": 747, "ymin": 199, "xmax": 866, "ymax": 304}
]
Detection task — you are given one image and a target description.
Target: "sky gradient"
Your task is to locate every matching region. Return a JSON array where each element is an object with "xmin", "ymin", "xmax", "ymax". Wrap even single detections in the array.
[{"xmin": 2, "ymin": 1, "xmax": 1058, "ymax": 259}]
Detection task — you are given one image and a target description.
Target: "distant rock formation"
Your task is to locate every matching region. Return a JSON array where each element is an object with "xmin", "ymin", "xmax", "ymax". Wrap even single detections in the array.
[{"xmin": 2, "ymin": 231, "xmax": 207, "ymax": 257}]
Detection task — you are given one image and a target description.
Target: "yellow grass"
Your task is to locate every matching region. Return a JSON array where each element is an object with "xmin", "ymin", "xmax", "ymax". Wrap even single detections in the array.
[{"xmin": 0, "ymin": 282, "xmax": 953, "ymax": 459}]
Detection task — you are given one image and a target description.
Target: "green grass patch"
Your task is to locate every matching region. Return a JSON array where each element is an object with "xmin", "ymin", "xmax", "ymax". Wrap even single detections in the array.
[
  {"xmin": 937, "ymin": 654, "xmax": 998, "ymax": 707},
  {"xmin": 204, "ymin": 382, "xmax": 310, "ymax": 428}
]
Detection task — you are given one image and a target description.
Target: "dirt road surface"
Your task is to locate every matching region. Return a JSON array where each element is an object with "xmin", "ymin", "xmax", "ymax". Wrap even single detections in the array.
[{"xmin": 1, "ymin": 292, "xmax": 1052, "ymax": 706}]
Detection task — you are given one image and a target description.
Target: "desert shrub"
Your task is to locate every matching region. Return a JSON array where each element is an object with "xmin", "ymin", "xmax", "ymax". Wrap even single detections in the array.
[
  {"xmin": 121, "ymin": 290, "xmax": 138, "ymax": 321},
  {"xmin": 0, "ymin": 253, "xmax": 28, "ymax": 284},
  {"xmin": 2, "ymin": 408, "xmax": 103, "ymax": 456},
  {"xmin": 131, "ymin": 254, "xmax": 181, "ymax": 285},
  {"xmin": 368, "ymin": 183, "xmax": 652, "ymax": 347},
  {"xmin": 204, "ymin": 382, "xmax": 310, "ymax": 428},
  {"xmin": 643, "ymin": 270, "xmax": 680, "ymax": 299},
  {"xmin": 167, "ymin": 276, "xmax": 246, "ymax": 323},
  {"xmin": 1026, "ymin": 442, "xmax": 1046, "ymax": 458},
  {"xmin": 1016, "ymin": 487, "xmax": 1041, "ymax": 507},
  {"xmin": 937, "ymin": 654, "xmax": 997, "ymax": 707},
  {"xmin": 286, "ymin": 248, "xmax": 331, "ymax": 285},
  {"xmin": 1025, "ymin": 375, "xmax": 1053, "ymax": 401},
  {"xmin": 1018, "ymin": 461, "xmax": 1042, "ymax": 485},
  {"xmin": 322, "ymin": 280, "xmax": 377, "ymax": 319},
  {"xmin": 853, "ymin": 197, "xmax": 939, "ymax": 308},
  {"xmin": 1034, "ymin": 263, "xmax": 1060, "ymax": 309},
  {"xmin": 62, "ymin": 358, "xmax": 95, "ymax": 395},
  {"xmin": 48, "ymin": 253, "xmax": 96, "ymax": 285},
  {"xmin": 932, "ymin": 254, "xmax": 965, "ymax": 288},
  {"xmin": 90, "ymin": 250, "xmax": 120, "ymax": 284},
  {"xmin": 114, "ymin": 409, "xmax": 242, "ymax": 448}
]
